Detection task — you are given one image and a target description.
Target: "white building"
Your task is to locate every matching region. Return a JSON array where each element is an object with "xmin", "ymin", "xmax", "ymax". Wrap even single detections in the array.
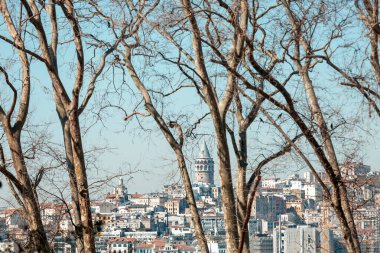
[
  {"xmin": 261, "ymin": 178, "xmax": 280, "ymax": 189},
  {"xmin": 207, "ymin": 241, "xmax": 227, "ymax": 253},
  {"xmin": 0, "ymin": 241, "xmax": 20, "ymax": 253},
  {"xmin": 281, "ymin": 225, "xmax": 334, "ymax": 253},
  {"xmin": 303, "ymin": 183, "xmax": 321, "ymax": 201},
  {"xmin": 108, "ymin": 238, "xmax": 136, "ymax": 253},
  {"xmin": 284, "ymin": 226, "xmax": 321, "ymax": 253},
  {"xmin": 290, "ymin": 180, "xmax": 303, "ymax": 190},
  {"xmin": 304, "ymin": 172, "xmax": 315, "ymax": 183},
  {"xmin": 123, "ymin": 231, "xmax": 157, "ymax": 241},
  {"xmin": 92, "ymin": 202, "xmax": 117, "ymax": 213},
  {"xmin": 129, "ymin": 194, "xmax": 167, "ymax": 208}
]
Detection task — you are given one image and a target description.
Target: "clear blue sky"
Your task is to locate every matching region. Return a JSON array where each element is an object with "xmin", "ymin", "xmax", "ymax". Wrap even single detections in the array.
[{"xmin": 0, "ymin": 11, "xmax": 379, "ymax": 206}]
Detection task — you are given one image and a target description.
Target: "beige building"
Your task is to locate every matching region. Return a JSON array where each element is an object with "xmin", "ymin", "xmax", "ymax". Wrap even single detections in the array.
[
  {"xmin": 129, "ymin": 194, "xmax": 168, "ymax": 208},
  {"xmin": 286, "ymin": 199, "xmax": 304, "ymax": 217},
  {"xmin": 164, "ymin": 198, "xmax": 188, "ymax": 215}
]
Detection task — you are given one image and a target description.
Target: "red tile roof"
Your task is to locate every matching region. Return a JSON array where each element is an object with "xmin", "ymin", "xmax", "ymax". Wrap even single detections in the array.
[
  {"xmin": 109, "ymin": 238, "xmax": 137, "ymax": 243},
  {"xmin": 136, "ymin": 243, "xmax": 154, "ymax": 248}
]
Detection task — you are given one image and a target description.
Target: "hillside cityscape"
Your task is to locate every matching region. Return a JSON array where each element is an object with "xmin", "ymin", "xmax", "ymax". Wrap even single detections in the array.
[{"xmin": 1, "ymin": 142, "xmax": 379, "ymax": 253}]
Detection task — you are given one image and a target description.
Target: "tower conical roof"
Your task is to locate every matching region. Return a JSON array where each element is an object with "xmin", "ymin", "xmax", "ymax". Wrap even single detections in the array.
[{"xmin": 199, "ymin": 141, "xmax": 211, "ymax": 159}]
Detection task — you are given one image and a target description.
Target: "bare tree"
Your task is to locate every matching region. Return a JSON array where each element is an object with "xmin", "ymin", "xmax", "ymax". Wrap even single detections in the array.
[
  {"xmin": 84, "ymin": 0, "xmax": 211, "ymax": 251},
  {"xmin": 143, "ymin": 1, "xmax": 293, "ymax": 252},
  {"xmin": 227, "ymin": 88, "xmax": 263, "ymax": 253},
  {"xmin": 143, "ymin": 0, "xmax": 363, "ymax": 252},
  {"xmin": 306, "ymin": 1, "xmax": 380, "ymax": 118},
  {"xmin": 146, "ymin": 0, "xmax": 249, "ymax": 250},
  {"xmin": 351, "ymin": 0, "xmax": 380, "ymax": 116},
  {"xmin": 0, "ymin": 2, "xmax": 50, "ymax": 250},
  {"xmin": 0, "ymin": 1, "xmax": 123, "ymax": 251},
  {"xmin": 0, "ymin": 1, "xmax": 371, "ymax": 253},
  {"xmin": 123, "ymin": 52, "xmax": 210, "ymax": 252},
  {"xmin": 217, "ymin": 1, "xmax": 362, "ymax": 251}
]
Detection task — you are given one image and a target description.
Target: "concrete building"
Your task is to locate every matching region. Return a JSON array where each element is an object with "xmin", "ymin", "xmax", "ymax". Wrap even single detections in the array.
[
  {"xmin": 284, "ymin": 226, "xmax": 320, "ymax": 253},
  {"xmin": 261, "ymin": 178, "xmax": 281, "ymax": 189},
  {"xmin": 201, "ymin": 214, "xmax": 225, "ymax": 235},
  {"xmin": 304, "ymin": 172, "xmax": 315, "ymax": 183},
  {"xmin": 303, "ymin": 183, "xmax": 321, "ymax": 201},
  {"xmin": 252, "ymin": 195, "xmax": 286, "ymax": 221},
  {"xmin": 92, "ymin": 202, "xmax": 117, "ymax": 213},
  {"xmin": 273, "ymin": 228, "xmax": 285, "ymax": 253},
  {"xmin": 211, "ymin": 186, "xmax": 221, "ymax": 200},
  {"xmin": 282, "ymin": 225, "xmax": 330, "ymax": 253},
  {"xmin": 250, "ymin": 234, "xmax": 273, "ymax": 253},
  {"xmin": 53, "ymin": 239, "xmax": 73, "ymax": 253},
  {"xmin": 164, "ymin": 184, "xmax": 185, "ymax": 199}
]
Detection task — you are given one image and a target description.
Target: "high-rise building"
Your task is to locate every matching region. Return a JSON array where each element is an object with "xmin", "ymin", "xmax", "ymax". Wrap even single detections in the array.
[
  {"xmin": 282, "ymin": 225, "xmax": 334, "ymax": 253},
  {"xmin": 194, "ymin": 141, "xmax": 214, "ymax": 185},
  {"xmin": 252, "ymin": 195, "xmax": 286, "ymax": 221},
  {"xmin": 250, "ymin": 234, "xmax": 273, "ymax": 253},
  {"xmin": 304, "ymin": 171, "xmax": 315, "ymax": 183}
]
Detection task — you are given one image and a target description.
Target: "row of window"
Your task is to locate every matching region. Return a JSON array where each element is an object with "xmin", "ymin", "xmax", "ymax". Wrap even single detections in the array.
[
  {"xmin": 196, "ymin": 160, "xmax": 213, "ymax": 164},
  {"xmin": 112, "ymin": 243, "xmax": 131, "ymax": 247},
  {"xmin": 195, "ymin": 165, "xmax": 212, "ymax": 171}
]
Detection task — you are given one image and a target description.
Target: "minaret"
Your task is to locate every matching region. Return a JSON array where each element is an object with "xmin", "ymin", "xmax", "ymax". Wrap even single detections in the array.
[{"xmin": 194, "ymin": 141, "xmax": 214, "ymax": 185}]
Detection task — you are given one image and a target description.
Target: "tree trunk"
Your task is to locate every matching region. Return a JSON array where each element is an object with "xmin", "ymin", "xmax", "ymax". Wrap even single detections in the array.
[
  {"xmin": 7, "ymin": 133, "xmax": 51, "ymax": 252},
  {"xmin": 177, "ymin": 0, "xmax": 240, "ymax": 250},
  {"xmin": 23, "ymin": 196, "xmax": 51, "ymax": 253},
  {"xmin": 68, "ymin": 116, "xmax": 95, "ymax": 253},
  {"xmin": 299, "ymin": 70, "xmax": 361, "ymax": 253},
  {"xmin": 61, "ymin": 119, "xmax": 84, "ymax": 253},
  {"xmin": 214, "ymin": 128, "xmax": 239, "ymax": 252},
  {"xmin": 236, "ymin": 131, "xmax": 250, "ymax": 253},
  {"xmin": 123, "ymin": 52, "xmax": 209, "ymax": 252},
  {"xmin": 51, "ymin": 19, "xmax": 84, "ymax": 249},
  {"xmin": 176, "ymin": 150, "xmax": 209, "ymax": 253},
  {"xmin": 280, "ymin": 1, "xmax": 362, "ymax": 248}
]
